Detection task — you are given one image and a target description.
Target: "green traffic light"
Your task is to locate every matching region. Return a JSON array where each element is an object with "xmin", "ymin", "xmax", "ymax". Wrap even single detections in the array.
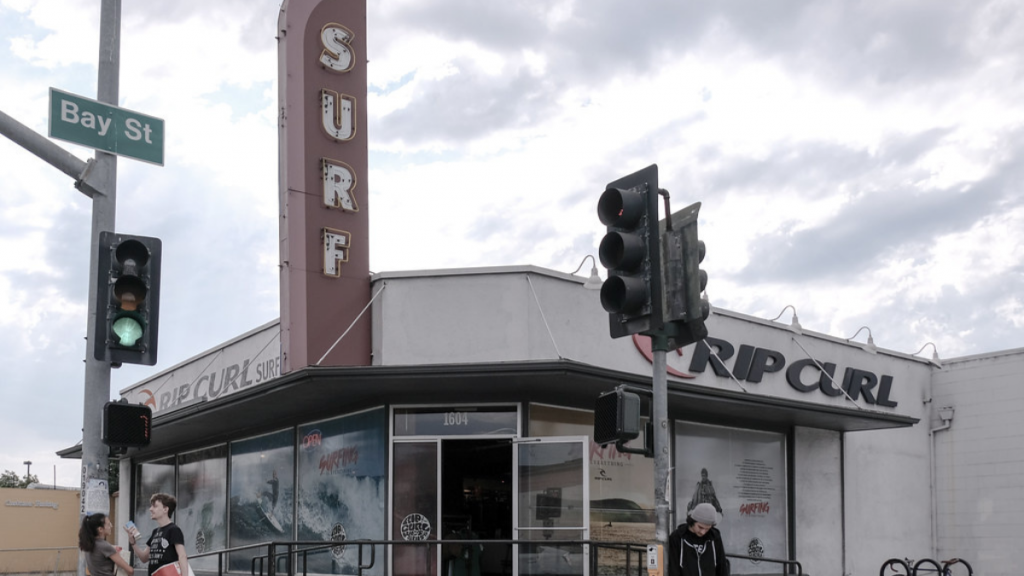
[{"xmin": 112, "ymin": 314, "xmax": 144, "ymax": 347}]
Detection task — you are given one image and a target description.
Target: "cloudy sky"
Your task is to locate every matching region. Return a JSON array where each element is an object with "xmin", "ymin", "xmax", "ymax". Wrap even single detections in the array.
[{"xmin": 1, "ymin": 0, "xmax": 1022, "ymax": 486}]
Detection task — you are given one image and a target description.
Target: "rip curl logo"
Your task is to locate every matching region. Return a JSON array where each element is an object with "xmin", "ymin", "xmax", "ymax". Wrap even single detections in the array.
[
  {"xmin": 632, "ymin": 334, "xmax": 696, "ymax": 378},
  {"xmin": 400, "ymin": 513, "xmax": 431, "ymax": 541},
  {"xmin": 747, "ymin": 538, "xmax": 764, "ymax": 563},
  {"xmin": 330, "ymin": 523, "xmax": 347, "ymax": 561}
]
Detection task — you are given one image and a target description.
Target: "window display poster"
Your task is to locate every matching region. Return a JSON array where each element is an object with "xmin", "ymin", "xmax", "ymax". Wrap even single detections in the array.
[
  {"xmin": 134, "ymin": 457, "xmax": 176, "ymax": 550},
  {"xmin": 675, "ymin": 422, "xmax": 787, "ymax": 574},
  {"xmin": 297, "ymin": 408, "xmax": 387, "ymax": 575},
  {"xmin": 229, "ymin": 429, "xmax": 295, "ymax": 570},
  {"xmin": 177, "ymin": 446, "xmax": 228, "ymax": 571}
]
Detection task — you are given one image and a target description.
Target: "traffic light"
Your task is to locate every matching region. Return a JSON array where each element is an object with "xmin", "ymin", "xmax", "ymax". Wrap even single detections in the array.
[
  {"xmin": 660, "ymin": 202, "xmax": 710, "ymax": 348},
  {"xmin": 594, "ymin": 388, "xmax": 641, "ymax": 446},
  {"xmin": 103, "ymin": 401, "xmax": 152, "ymax": 447},
  {"xmin": 93, "ymin": 232, "xmax": 161, "ymax": 366},
  {"xmin": 597, "ymin": 164, "xmax": 663, "ymax": 338}
]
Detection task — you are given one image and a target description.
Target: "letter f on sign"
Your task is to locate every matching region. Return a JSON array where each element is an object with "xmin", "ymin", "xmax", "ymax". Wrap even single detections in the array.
[{"xmin": 322, "ymin": 227, "xmax": 351, "ymax": 277}]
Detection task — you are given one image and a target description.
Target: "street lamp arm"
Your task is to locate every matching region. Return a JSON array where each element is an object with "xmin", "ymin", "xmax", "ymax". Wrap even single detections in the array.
[{"xmin": 0, "ymin": 109, "xmax": 93, "ymax": 197}]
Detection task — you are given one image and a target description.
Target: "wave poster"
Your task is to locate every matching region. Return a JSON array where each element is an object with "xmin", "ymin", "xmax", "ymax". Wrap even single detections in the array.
[{"xmin": 297, "ymin": 408, "xmax": 387, "ymax": 575}]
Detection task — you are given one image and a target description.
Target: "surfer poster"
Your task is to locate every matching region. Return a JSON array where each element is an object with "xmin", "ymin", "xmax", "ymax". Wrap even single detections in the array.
[
  {"xmin": 229, "ymin": 428, "xmax": 296, "ymax": 570},
  {"xmin": 674, "ymin": 421, "xmax": 787, "ymax": 574},
  {"xmin": 176, "ymin": 446, "xmax": 228, "ymax": 572}
]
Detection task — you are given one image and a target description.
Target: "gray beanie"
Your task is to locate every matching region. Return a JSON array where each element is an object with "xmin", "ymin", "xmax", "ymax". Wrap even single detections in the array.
[{"xmin": 690, "ymin": 503, "xmax": 717, "ymax": 525}]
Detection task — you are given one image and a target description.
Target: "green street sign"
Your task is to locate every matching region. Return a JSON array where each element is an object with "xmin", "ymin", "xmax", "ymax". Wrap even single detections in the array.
[{"xmin": 48, "ymin": 87, "xmax": 165, "ymax": 166}]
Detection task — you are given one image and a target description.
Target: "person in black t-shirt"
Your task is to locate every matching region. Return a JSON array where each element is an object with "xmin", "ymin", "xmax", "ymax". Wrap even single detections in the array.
[{"xmin": 125, "ymin": 493, "xmax": 190, "ymax": 576}]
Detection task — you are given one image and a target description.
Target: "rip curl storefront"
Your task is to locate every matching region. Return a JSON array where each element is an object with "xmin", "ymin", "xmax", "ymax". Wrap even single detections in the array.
[
  {"xmin": 66, "ymin": 1, "xmax": 988, "ymax": 574},
  {"xmin": 96, "ymin": 266, "xmax": 937, "ymax": 576}
]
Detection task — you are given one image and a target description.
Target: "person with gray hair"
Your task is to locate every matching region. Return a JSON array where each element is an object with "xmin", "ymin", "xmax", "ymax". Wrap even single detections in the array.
[{"xmin": 668, "ymin": 502, "xmax": 728, "ymax": 576}]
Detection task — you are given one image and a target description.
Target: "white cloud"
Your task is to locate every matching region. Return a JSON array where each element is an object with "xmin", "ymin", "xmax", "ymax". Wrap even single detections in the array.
[{"xmin": 3, "ymin": 0, "xmax": 1024, "ymax": 486}]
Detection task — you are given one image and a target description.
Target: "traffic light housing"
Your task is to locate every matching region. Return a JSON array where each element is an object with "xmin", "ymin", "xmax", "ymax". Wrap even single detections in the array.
[
  {"xmin": 597, "ymin": 164, "xmax": 663, "ymax": 338},
  {"xmin": 103, "ymin": 401, "xmax": 152, "ymax": 447},
  {"xmin": 93, "ymin": 232, "xmax": 161, "ymax": 366},
  {"xmin": 594, "ymin": 388, "xmax": 641, "ymax": 446},
  {"xmin": 660, "ymin": 202, "xmax": 710, "ymax": 349}
]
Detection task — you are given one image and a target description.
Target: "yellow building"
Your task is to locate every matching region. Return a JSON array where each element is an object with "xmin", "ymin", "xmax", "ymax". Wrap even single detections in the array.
[{"xmin": 0, "ymin": 487, "xmax": 116, "ymax": 575}]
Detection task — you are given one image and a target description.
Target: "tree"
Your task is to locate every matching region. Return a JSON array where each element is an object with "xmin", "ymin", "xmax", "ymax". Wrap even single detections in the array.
[{"xmin": 0, "ymin": 470, "xmax": 39, "ymax": 488}]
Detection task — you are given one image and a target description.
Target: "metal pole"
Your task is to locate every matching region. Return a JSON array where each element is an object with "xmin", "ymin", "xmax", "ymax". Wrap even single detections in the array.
[
  {"xmin": 0, "ymin": 110, "xmax": 91, "ymax": 189},
  {"xmin": 651, "ymin": 338, "xmax": 672, "ymax": 546},
  {"xmin": 79, "ymin": 1, "xmax": 119, "ymax": 576}
]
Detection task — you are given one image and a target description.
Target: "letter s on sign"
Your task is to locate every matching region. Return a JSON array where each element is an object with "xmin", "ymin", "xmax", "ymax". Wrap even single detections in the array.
[{"xmin": 320, "ymin": 23, "xmax": 354, "ymax": 73}]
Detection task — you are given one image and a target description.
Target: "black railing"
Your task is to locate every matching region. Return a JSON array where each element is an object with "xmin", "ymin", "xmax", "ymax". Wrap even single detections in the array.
[
  {"xmin": 185, "ymin": 539, "xmax": 805, "ymax": 576},
  {"xmin": 726, "ymin": 552, "xmax": 806, "ymax": 575}
]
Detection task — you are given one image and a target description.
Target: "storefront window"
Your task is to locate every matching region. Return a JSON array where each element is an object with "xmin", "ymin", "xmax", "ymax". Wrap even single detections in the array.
[
  {"xmin": 528, "ymin": 404, "xmax": 654, "ymax": 543},
  {"xmin": 297, "ymin": 407, "xmax": 386, "ymax": 575},
  {"xmin": 530, "ymin": 404, "xmax": 650, "ymax": 575},
  {"xmin": 177, "ymin": 445, "xmax": 228, "ymax": 571},
  {"xmin": 135, "ymin": 456, "xmax": 176, "ymax": 539},
  {"xmin": 229, "ymin": 429, "xmax": 295, "ymax": 570},
  {"xmin": 517, "ymin": 439, "xmax": 588, "ymax": 574},
  {"xmin": 675, "ymin": 422, "xmax": 787, "ymax": 574}
]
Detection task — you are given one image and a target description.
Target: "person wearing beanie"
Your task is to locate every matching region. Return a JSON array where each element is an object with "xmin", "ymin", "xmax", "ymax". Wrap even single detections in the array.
[{"xmin": 668, "ymin": 502, "xmax": 729, "ymax": 576}]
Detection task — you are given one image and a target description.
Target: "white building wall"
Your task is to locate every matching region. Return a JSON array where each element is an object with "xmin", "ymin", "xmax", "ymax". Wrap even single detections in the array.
[
  {"xmin": 844, "ymin": 423, "xmax": 933, "ymax": 575},
  {"xmin": 931, "ymin": 348, "xmax": 1024, "ymax": 576},
  {"xmin": 371, "ymin": 268, "xmax": 612, "ymax": 366},
  {"xmin": 793, "ymin": 427, "xmax": 843, "ymax": 576}
]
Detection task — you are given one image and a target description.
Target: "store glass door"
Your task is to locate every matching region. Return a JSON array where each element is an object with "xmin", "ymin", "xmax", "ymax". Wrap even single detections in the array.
[
  {"xmin": 391, "ymin": 406, "xmax": 520, "ymax": 576},
  {"xmin": 514, "ymin": 437, "xmax": 589, "ymax": 576},
  {"xmin": 392, "ymin": 441, "xmax": 439, "ymax": 576}
]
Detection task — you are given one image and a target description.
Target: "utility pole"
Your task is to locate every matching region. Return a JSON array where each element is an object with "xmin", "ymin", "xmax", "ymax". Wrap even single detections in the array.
[
  {"xmin": 650, "ymin": 343, "xmax": 672, "ymax": 544},
  {"xmin": 0, "ymin": 4, "xmax": 118, "ymax": 576},
  {"xmin": 80, "ymin": 5, "xmax": 119, "ymax": 576}
]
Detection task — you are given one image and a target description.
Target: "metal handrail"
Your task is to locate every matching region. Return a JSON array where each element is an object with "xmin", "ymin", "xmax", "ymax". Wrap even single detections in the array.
[
  {"xmin": 185, "ymin": 539, "xmax": 648, "ymax": 576},
  {"xmin": 187, "ymin": 539, "xmax": 805, "ymax": 576},
  {"xmin": 727, "ymin": 552, "xmax": 806, "ymax": 575}
]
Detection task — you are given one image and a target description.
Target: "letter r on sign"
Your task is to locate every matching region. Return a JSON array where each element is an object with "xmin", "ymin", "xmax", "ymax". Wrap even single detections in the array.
[{"xmin": 323, "ymin": 158, "xmax": 358, "ymax": 211}]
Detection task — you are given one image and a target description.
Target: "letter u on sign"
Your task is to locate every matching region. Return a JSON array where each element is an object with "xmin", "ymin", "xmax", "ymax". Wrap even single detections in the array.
[{"xmin": 321, "ymin": 89, "xmax": 356, "ymax": 141}]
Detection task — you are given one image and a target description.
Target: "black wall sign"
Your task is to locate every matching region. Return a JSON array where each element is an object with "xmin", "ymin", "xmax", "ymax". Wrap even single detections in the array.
[{"xmin": 688, "ymin": 337, "xmax": 898, "ymax": 408}]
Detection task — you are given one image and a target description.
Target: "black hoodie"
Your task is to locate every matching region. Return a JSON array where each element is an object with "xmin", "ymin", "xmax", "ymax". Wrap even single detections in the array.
[{"xmin": 667, "ymin": 523, "xmax": 728, "ymax": 576}]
